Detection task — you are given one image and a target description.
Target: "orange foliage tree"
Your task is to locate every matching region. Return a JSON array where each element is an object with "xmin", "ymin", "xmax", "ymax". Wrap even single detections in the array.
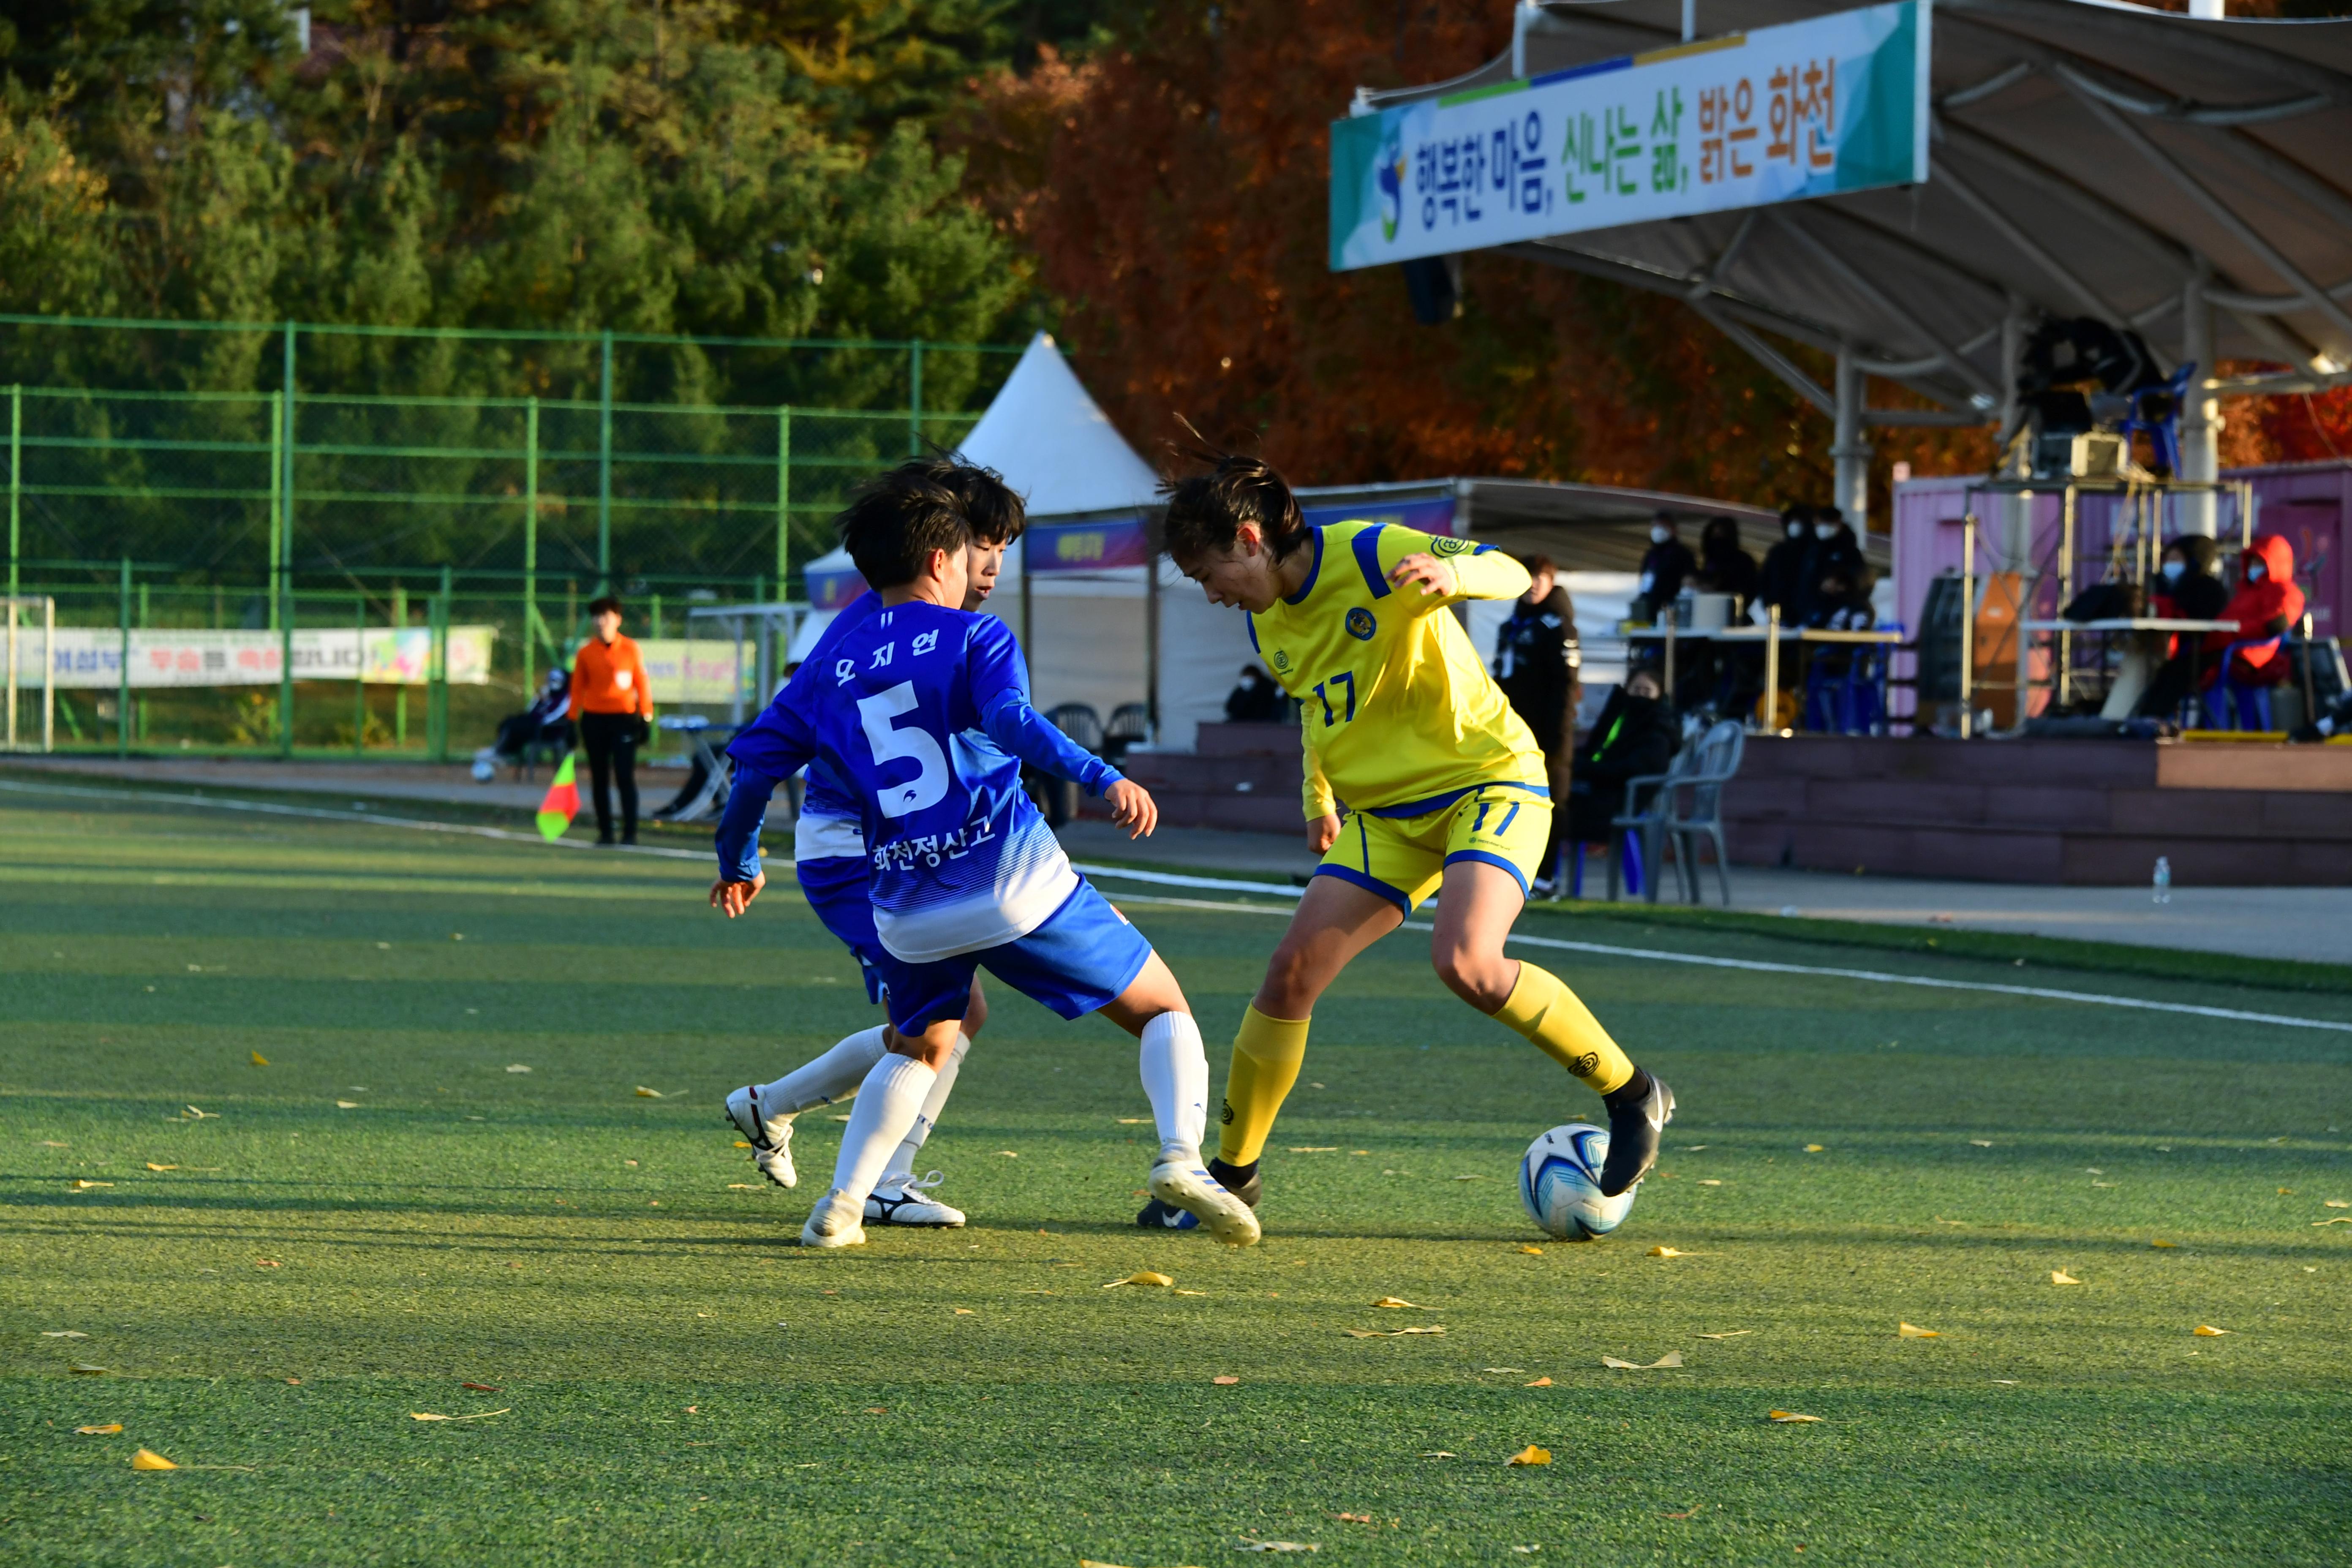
[{"xmin": 954, "ymin": 1, "xmax": 1996, "ymax": 515}]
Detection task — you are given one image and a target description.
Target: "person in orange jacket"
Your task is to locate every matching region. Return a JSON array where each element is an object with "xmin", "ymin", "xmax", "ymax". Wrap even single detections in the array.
[{"xmin": 571, "ymin": 595, "xmax": 655, "ymax": 845}]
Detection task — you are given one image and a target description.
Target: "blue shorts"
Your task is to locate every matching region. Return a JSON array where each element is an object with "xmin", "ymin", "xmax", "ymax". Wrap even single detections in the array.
[
  {"xmin": 871, "ymin": 880, "xmax": 1154, "ymax": 1034},
  {"xmin": 795, "ymin": 854, "xmax": 885, "ymax": 1004}
]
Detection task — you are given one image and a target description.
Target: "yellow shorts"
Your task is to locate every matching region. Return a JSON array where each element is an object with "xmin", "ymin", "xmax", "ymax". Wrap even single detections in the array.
[{"xmin": 1317, "ymin": 783, "xmax": 1551, "ymax": 913}]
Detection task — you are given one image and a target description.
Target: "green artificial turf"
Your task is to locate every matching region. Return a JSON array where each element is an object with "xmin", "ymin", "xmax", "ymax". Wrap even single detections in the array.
[{"xmin": 2, "ymin": 788, "xmax": 2349, "ymax": 1566}]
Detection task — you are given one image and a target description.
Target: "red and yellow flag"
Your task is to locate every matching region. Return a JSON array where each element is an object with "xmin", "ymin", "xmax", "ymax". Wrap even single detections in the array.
[{"xmin": 536, "ymin": 753, "xmax": 579, "ymax": 841}]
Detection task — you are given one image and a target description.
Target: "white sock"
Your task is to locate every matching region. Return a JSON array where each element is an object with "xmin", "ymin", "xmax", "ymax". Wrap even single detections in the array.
[
  {"xmin": 880, "ymin": 1032, "xmax": 967, "ymax": 1190},
  {"xmin": 1138, "ymin": 1010, "xmax": 1209, "ymax": 1164},
  {"xmin": 826, "ymin": 1054, "xmax": 938, "ymax": 1206},
  {"xmin": 758, "ymin": 1026, "xmax": 887, "ymax": 1116}
]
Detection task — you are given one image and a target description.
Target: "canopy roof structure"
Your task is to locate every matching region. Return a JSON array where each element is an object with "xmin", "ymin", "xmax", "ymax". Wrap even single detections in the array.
[
  {"xmin": 954, "ymin": 331, "xmax": 1162, "ymax": 517},
  {"xmin": 1364, "ymin": 0, "xmax": 2352, "ymax": 418}
]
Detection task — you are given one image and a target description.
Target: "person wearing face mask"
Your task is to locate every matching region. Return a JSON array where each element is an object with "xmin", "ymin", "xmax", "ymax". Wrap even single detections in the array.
[
  {"xmin": 2118, "ymin": 536, "xmax": 2230, "ymax": 721},
  {"xmin": 1633, "ymin": 513, "xmax": 1697, "ymax": 625},
  {"xmin": 1225, "ymin": 664, "xmax": 1284, "ymax": 724},
  {"xmin": 2203, "ymin": 534, "xmax": 2305, "ymax": 694},
  {"xmin": 1566, "ymin": 668, "xmax": 1679, "ymax": 847},
  {"xmin": 1759, "ymin": 505, "xmax": 1814, "ymax": 622},
  {"xmin": 1809, "ymin": 508, "xmax": 1868, "ymax": 604}
]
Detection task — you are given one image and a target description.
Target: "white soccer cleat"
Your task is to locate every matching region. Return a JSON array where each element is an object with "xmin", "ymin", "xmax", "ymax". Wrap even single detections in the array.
[
  {"xmin": 1149, "ymin": 1156, "xmax": 1262, "ymax": 1247},
  {"xmin": 723, "ymin": 1084, "xmax": 797, "ymax": 1188},
  {"xmin": 799, "ymin": 1190, "xmax": 867, "ymax": 1249},
  {"xmin": 865, "ymin": 1170, "xmax": 967, "ymax": 1228}
]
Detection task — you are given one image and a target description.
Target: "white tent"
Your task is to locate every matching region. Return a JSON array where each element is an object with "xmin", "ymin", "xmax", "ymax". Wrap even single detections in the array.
[{"xmin": 785, "ymin": 334, "xmax": 1260, "ymax": 751}]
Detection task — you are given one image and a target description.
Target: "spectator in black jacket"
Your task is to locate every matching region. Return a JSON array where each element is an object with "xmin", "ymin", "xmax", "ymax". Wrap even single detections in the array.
[
  {"xmin": 1759, "ymin": 504, "xmax": 1814, "ymax": 623},
  {"xmin": 1493, "ymin": 554, "xmax": 1582, "ymax": 894},
  {"xmin": 2133, "ymin": 535, "xmax": 2232, "ymax": 721},
  {"xmin": 1566, "ymin": 669, "xmax": 1678, "ymax": 844},
  {"xmin": 1633, "ymin": 513, "xmax": 1697, "ymax": 624},
  {"xmin": 1694, "ymin": 517, "xmax": 1761, "ymax": 620},
  {"xmin": 1809, "ymin": 508, "xmax": 1869, "ymax": 609},
  {"xmin": 1225, "ymin": 665, "xmax": 1284, "ymax": 724}
]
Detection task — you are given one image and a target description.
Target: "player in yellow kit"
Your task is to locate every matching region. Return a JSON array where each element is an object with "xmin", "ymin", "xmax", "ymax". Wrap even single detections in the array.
[{"xmin": 1140, "ymin": 453, "xmax": 1674, "ymax": 1229}]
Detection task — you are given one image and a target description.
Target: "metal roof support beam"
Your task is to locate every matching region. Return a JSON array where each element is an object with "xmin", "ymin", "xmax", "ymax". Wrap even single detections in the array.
[
  {"xmin": 1768, "ymin": 210, "xmax": 2001, "ymax": 399},
  {"xmin": 1865, "ymin": 407, "xmax": 1989, "ymax": 427},
  {"xmin": 1687, "ymin": 299, "xmax": 1836, "ymax": 417},
  {"xmin": 2067, "ymin": 82, "xmax": 2352, "ymax": 347},
  {"xmin": 1927, "ymin": 151, "xmax": 2122, "ymax": 321},
  {"xmin": 2179, "ymin": 261, "xmax": 2220, "ymax": 538},
  {"xmin": 1833, "ymin": 351, "xmax": 1872, "ymax": 525}
]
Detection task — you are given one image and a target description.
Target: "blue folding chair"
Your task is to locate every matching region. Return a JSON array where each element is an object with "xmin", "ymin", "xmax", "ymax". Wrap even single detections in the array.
[{"xmin": 2203, "ymin": 635, "xmax": 2284, "ymax": 730}]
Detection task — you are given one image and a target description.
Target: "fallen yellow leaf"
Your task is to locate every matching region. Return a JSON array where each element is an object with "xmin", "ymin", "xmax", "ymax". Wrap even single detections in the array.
[
  {"xmin": 1695, "ymin": 1330, "xmax": 1751, "ymax": 1340},
  {"xmin": 71, "ymin": 1180, "xmax": 112, "ymax": 1190},
  {"xmin": 732, "ymin": 1140, "xmax": 752, "ymax": 1149},
  {"xmin": 2193, "ymin": 1325, "xmax": 2229, "ymax": 1337},
  {"xmin": 1524, "ymin": 1376, "xmax": 1553, "ymax": 1387},
  {"xmin": 1648, "ymin": 1246, "xmax": 1693, "ymax": 1258},
  {"xmin": 1602, "ymin": 1352, "xmax": 1685, "ymax": 1369},
  {"xmin": 2326, "ymin": 1199, "xmax": 2349, "ymax": 1209},
  {"xmin": 1339, "ymin": 1326, "xmax": 1445, "ymax": 1338},
  {"xmin": 76, "ymin": 1424, "xmax": 123, "ymax": 1435},
  {"xmin": 1102, "ymin": 1271, "xmax": 1174, "ymax": 1289},
  {"xmin": 996, "ymin": 1150, "xmax": 1018, "ymax": 1157},
  {"xmin": 2052, "ymin": 1270, "xmax": 2082, "ymax": 1285},
  {"xmin": 130, "ymin": 1448, "xmax": 177, "ymax": 1470},
  {"xmin": 336, "ymin": 1100, "xmax": 359, "ymax": 1109},
  {"xmin": 1337, "ymin": 1511, "xmax": 1375, "ymax": 1524},
  {"xmin": 953, "ymin": 1308, "xmax": 975, "ymax": 1316},
  {"xmin": 1371, "ymin": 1297, "xmax": 1421, "ymax": 1309},
  {"xmin": 2151, "ymin": 1238, "xmax": 2178, "ymax": 1249},
  {"xmin": 1288, "ymin": 1146, "xmax": 1339, "ymax": 1153},
  {"xmin": 1174, "ymin": 1288, "xmax": 1209, "ymax": 1296},
  {"xmin": 410, "ymin": 1408, "xmax": 510, "ymax": 1421},
  {"xmin": 1804, "ymin": 1144, "xmax": 1825, "ymax": 1152},
  {"xmin": 1212, "ymin": 1375, "xmax": 1241, "ymax": 1385},
  {"xmin": 2314, "ymin": 1217, "xmax": 2352, "ymax": 1227},
  {"xmin": 145, "ymin": 1163, "xmax": 176, "ymax": 1172},
  {"xmin": 1078, "ymin": 1559, "xmax": 1134, "ymax": 1567},
  {"xmin": 1898, "ymin": 1323, "xmax": 1940, "ymax": 1339},
  {"xmin": 634, "ymin": 1086, "xmax": 663, "ymax": 1098},
  {"xmin": 1505, "ymin": 1445, "xmax": 1552, "ymax": 1466},
  {"xmin": 726, "ymin": 1183, "xmax": 757, "ymax": 1190},
  {"xmin": 1516, "ymin": 1245, "xmax": 1544, "ymax": 1255},
  {"xmin": 250, "ymin": 1051, "xmax": 270, "ymax": 1066},
  {"xmin": 1767, "ymin": 1410, "xmax": 1823, "ymax": 1424}
]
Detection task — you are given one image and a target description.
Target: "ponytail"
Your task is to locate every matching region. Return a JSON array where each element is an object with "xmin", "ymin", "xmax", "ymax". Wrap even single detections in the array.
[{"xmin": 1160, "ymin": 449, "xmax": 1311, "ymax": 564}]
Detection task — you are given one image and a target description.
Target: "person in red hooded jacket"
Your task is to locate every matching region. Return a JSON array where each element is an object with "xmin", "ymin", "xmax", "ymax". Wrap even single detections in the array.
[{"xmin": 2203, "ymin": 534, "xmax": 2305, "ymax": 689}]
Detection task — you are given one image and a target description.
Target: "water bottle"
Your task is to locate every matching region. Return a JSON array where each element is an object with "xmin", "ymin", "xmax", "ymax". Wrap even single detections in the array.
[{"xmin": 2152, "ymin": 856, "xmax": 2172, "ymax": 905}]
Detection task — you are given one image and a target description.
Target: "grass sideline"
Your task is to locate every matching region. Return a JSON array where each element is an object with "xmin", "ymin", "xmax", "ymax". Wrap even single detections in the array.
[{"xmin": 4, "ymin": 791, "xmax": 2349, "ymax": 1565}]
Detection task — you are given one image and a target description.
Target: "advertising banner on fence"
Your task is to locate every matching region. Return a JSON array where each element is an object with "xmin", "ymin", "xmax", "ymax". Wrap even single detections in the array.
[
  {"xmin": 48, "ymin": 627, "xmax": 498, "ymax": 689},
  {"xmin": 634, "ymin": 639, "xmax": 745, "ymax": 706},
  {"xmin": 1329, "ymin": 0, "xmax": 1928, "ymax": 270}
]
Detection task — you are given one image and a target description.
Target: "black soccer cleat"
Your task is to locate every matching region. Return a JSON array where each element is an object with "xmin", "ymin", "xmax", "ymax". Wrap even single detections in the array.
[
  {"xmin": 1598, "ymin": 1071, "xmax": 1674, "ymax": 1198},
  {"xmin": 1135, "ymin": 1157, "xmax": 1262, "ymax": 1229}
]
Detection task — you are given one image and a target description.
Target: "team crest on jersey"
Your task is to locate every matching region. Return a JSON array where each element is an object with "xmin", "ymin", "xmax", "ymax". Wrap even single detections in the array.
[
  {"xmin": 1345, "ymin": 607, "xmax": 1377, "ymax": 641},
  {"xmin": 1430, "ymin": 536, "xmax": 1473, "ymax": 556},
  {"xmin": 1271, "ymin": 649, "xmax": 1291, "ymax": 672}
]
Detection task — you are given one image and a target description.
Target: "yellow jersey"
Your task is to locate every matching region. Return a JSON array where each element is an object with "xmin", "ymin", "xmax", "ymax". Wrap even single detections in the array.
[{"xmin": 1246, "ymin": 519, "xmax": 1545, "ymax": 820}]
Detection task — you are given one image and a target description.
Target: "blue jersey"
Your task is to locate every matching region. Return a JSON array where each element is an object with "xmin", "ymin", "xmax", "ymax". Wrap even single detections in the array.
[
  {"xmin": 791, "ymin": 592, "xmax": 879, "ymax": 862},
  {"xmin": 720, "ymin": 600, "xmax": 1120, "ymax": 963}
]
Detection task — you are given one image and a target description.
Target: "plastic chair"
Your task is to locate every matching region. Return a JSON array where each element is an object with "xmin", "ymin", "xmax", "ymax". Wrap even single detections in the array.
[
  {"xmin": 1102, "ymin": 702, "xmax": 1152, "ymax": 765},
  {"xmin": 1607, "ymin": 742, "xmax": 1695, "ymax": 904},
  {"xmin": 1044, "ymin": 703, "xmax": 1103, "ymax": 752},
  {"xmin": 1662, "ymin": 719, "xmax": 1746, "ymax": 906},
  {"xmin": 2203, "ymin": 636, "xmax": 2284, "ymax": 730},
  {"xmin": 1562, "ymin": 830, "xmax": 1646, "ymax": 900}
]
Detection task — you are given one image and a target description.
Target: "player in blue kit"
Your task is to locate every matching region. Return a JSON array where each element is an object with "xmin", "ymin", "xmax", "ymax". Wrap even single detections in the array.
[
  {"xmin": 710, "ymin": 464, "xmax": 1260, "ymax": 1249},
  {"xmin": 719, "ymin": 460, "xmax": 1020, "ymax": 1229}
]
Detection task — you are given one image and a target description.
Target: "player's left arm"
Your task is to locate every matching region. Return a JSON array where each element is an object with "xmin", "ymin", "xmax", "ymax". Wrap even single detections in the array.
[
  {"xmin": 1382, "ymin": 528, "xmax": 1531, "ymax": 607},
  {"xmin": 966, "ymin": 619, "xmax": 1157, "ymax": 837}
]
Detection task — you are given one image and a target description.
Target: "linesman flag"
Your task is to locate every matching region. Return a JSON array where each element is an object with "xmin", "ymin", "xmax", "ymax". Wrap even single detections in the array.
[{"xmin": 536, "ymin": 753, "xmax": 580, "ymax": 841}]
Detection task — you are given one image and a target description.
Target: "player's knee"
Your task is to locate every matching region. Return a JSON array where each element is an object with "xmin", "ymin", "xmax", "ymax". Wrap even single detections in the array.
[
  {"xmin": 1258, "ymin": 940, "xmax": 1324, "ymax": 1015},
  {"xmin": 962, "ymin": 982, "xmax": 988, "ymax": 1038},
  {"xmin": 1431, "ymin": 943, "xmax": 1513, "ymax": 1011}
]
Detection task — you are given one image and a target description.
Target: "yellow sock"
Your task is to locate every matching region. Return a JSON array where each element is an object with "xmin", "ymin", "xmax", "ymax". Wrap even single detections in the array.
[
  {"xmin": 1493, "ymin": 961, "xmax": 1634, "ymax": 1095},
  {"xmin": 1216, "ymin": 1006, "xmax": 1311, "ymax": 1167}
]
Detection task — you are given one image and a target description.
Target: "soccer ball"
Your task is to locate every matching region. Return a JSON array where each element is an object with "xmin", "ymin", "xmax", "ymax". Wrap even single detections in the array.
[{"xmin": 1519, "ymin": 1123, "xmax": 1635, "ymax": 1241}]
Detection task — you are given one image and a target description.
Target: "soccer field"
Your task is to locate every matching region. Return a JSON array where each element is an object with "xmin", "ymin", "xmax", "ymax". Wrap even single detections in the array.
[{"xmin": 3, "ymin": 787, "xmax": 2349, "ymax": 1567}]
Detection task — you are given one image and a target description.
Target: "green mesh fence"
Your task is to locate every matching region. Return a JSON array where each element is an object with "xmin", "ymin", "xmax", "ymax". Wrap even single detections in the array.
[{"xmin": 0, "ymin": 316, "xmax": 1016, "ymax": 755}]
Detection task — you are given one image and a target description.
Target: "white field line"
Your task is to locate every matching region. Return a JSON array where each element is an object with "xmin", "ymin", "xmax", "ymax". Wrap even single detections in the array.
[
  {"xmin": 7, "ymin": 779, "xmax": 2343, "ymax": 1036},
  {"xmin": 1077, "ymin": 870, "xmax": 2352, "ymax": 1037}
]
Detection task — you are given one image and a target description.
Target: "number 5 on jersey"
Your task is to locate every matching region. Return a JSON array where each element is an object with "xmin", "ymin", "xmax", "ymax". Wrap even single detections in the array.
[
  {"xmin": 858, "ymin": 681, "xmax": 949, "ymax": 817},
  {"xmin": 1311, "ymin": 670, "xmax": 1356, "ymax": 727}
]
